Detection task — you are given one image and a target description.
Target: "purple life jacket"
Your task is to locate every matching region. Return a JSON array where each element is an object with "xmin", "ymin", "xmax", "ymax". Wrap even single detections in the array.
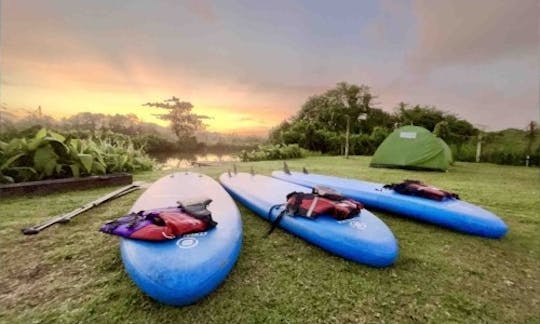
[{"xmin": 100, "ymin": 201, "xmax": 217, "ymax": 241}]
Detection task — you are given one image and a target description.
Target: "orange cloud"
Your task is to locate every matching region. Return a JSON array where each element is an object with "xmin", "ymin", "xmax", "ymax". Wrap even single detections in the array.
[{"xmin": 2, "ymin": 36, "xmax": 287, "ymax": 134}]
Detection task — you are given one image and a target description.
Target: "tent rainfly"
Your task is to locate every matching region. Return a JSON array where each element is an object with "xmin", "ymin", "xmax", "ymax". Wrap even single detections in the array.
[{"xmin": 370, "ymin": 125, "xmax": 453, "ymax": 171}]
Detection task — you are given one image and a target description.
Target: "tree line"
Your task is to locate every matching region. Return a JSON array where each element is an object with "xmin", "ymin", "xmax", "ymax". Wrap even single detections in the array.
[
  {"xmin": 269, "ymin": 82, "xmax": 538, "ymax": 165},
  {"xmin": 0, "ymin": 98, "xmax": 262, "ymax": 153},
  {"xmin": 2, "ymin": 88, "xmax": 537, "ymax": 166}
]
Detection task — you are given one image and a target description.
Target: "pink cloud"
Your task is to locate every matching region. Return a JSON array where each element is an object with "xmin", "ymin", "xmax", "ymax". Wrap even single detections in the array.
[
  {"xmin": 409, "ymin": 0, "xmax": 538, "ymax": 72},
  {"xmin": 185, "ymin": 0, "xmax": 218, "ymax": 23}
]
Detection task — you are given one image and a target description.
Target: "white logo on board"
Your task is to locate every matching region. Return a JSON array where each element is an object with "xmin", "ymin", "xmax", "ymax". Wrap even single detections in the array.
[
  {"xmin": 337, "ymin": 218, "xmax": 367, "ymax": 231},
  {"xmin": 176, "ymin": 237, "xmax": 198, "ymax": 248},
  {"xmin": 176, "ymin": 232, "xmax": 207, "ymax": 249},
  {"xmin": 349, "ymin": 220, "xmax": 367, "ymax": 230}
]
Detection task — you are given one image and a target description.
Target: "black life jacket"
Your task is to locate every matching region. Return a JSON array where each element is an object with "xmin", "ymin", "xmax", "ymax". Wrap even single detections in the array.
[
  {"xmin": 384, "ymin": 180, "xmax": 459, "ymax": 201},
  {"xmin": 267, "ymin": 186, "xmax": 363, "ymax": 235}
]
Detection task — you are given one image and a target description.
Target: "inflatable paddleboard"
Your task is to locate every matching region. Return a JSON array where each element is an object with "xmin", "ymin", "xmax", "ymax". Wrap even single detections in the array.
[
  {"xmin": 220, "ymin": 172, "xmax": 398, "ymax": 268},
  {"xmin": 120, "ymin": 172, "xmax": 242, "ymax": 306},
  {"xmin": 272, "ymin": 171, "xmax": 508, "ymax": 239}
]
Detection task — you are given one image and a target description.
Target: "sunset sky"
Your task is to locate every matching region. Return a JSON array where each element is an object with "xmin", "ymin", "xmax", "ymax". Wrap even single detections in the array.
[{"xmin": 1, "ymin": 0, "xmax": 538, "ymax": 135}]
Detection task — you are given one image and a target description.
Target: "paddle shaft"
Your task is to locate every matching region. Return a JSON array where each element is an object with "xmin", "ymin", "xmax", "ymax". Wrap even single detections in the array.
[{"xmin": 21, "ymin": 183, "xmax": 143, "ymax": 235}]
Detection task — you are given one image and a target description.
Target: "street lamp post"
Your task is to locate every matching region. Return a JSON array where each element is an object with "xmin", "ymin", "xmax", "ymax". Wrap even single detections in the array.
[
  {"xmin": 474, "ymin": 124, "xmax": 486, "ymax": 163},
  {"xmin": 344, "ymin": 112, "xmax": 368, "ymax": 159},
  {"xmin": 345, "ymin": 115, "xmax": 350, "ymax": 159}
]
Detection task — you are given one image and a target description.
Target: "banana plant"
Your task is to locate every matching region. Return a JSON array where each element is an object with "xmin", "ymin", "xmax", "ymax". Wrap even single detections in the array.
[
  {"xmin": 0, "ymin": 128, "xmax": 154, "ymax": 183},
  {"xmin": 0, "ymin": 129, "xmax": 67, "ymax": 182}
]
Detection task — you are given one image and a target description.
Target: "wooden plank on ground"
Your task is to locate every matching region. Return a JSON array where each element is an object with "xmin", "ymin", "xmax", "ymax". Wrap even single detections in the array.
[{"xmin": 0, "ymin": 173, "xmax": 133, "ymax": 198}]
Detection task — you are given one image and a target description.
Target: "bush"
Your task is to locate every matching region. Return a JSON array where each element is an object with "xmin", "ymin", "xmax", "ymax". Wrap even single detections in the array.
[
  {"xmin": 276, "ymin": 124, "xmax": 388, "ymax": 156},
  {"xmin": 131, "ymin": 134, "xmax": 177, "ymax": 153},
  {"xmin": 451, "ymin": 143, "xmax": 476, "ymax": 162},
  {"xmin": 349, "ymin": 134, "xmax": 376, "ymax": 155},
  {"xmin": 369, "ymin": 126, "xmax": 390, "ymax": 147},
  {"xmin": 451, "ymin": 141, "xmax": 540, "ymax": 166},
  {"xmin": 205, "ymin": 142, "xmax": 258, "ymax": 153},
  {"xmin": 239, "ymin": 144, "xmax": 308, "ymax": 162},
  {"xmin": 482, "ymin": 151, "xmax": 538, "ymax": 166}
]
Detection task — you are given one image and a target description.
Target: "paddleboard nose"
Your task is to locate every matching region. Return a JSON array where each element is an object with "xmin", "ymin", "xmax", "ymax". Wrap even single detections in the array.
[
  {"xmin": 364, "ymin": 227, "xmax": 399, "ymax": 267},
  {"xmin": 486, "ymin": 218, "xmax": 508, "ymax": 239},
  {"xmin": 362, "ymin": 240, "xmax": 399, "ymax": 268},
  {"xmin": 380, "ymin": 241, "xmax": 399, "ymax": 267}
]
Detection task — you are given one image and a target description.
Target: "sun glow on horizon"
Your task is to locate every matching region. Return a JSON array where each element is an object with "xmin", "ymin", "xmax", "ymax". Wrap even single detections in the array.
[{"xmin": 2, "ymin": 80, "xmax": 282, "ymax": 136}]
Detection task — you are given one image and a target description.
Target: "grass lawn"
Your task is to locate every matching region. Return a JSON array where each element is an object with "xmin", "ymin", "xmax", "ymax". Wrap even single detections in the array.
[{"xmin": 1, "ymin": 156, "xmax": 539, "ymax": 323}]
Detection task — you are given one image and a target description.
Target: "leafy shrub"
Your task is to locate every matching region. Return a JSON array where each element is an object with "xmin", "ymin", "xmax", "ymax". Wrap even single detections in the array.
[
  {"xmin": 0, "ymin": 128, "xmax": 154, "ymax": 183},
  {"xmin": 452, "ymin": 130, "xmax": 540, "ymax": 166},
  {"xmin": 278, "ymin": 123, "xmax": 388, "ymax": 156},
  {"xmin": 369, "ymin": 126, "xmax": 390, "ymax": 147},
  {"xmin": 481, "ymin": 151, "xmax": 539, "ymax": 166},
  {"xmin": 349, "ymin": 134, "xmax": 375, "ymax": 155},
  {"xmin": 239, "ymin": 144, "xmax": 308, "ymax": 162},
  {"xmin": 131, "ymin": 134, "xmax": 177, "ymax": 153},
  {"xmin": 451, "ymin": 144, "xmax": 476, "ymax": 162},
  {"xmin": 205, "ymin": 142, "xmax": 258, "ymax": 153}
]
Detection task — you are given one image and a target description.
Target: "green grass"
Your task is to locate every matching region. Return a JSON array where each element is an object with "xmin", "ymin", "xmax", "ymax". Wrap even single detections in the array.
[{"xmin": 1, "ymin": 156, "xmax": 539, "ymax": 323}]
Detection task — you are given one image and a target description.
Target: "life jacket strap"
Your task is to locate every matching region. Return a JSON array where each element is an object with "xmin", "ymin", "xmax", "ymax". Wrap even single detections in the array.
[
  {"xmin": 266, "ymin": 204, "xmax": 287, "ymax": 236},
  {"xmin": 306, "ymin": 196, "xmax": 319, "ymax": 218},
  {"xmin": 178, "ymin": 198, "xmax": 217, "ymax": 229}
]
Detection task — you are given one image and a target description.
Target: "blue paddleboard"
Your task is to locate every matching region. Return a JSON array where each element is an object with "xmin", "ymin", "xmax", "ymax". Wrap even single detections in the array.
[
  {"xmin": 219, "ymin": 172, "xmax": 398, "ymax": 268},
  {"xmin": 272, "ymin": 171, "xmax": 508, "ymax": 239},
  {"xmin": 120, "ymin": 172, "xmax": 242, "ymax": 306}
]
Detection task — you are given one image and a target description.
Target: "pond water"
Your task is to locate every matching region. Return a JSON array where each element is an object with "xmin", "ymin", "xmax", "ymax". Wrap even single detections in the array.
[{"xmin": 150, "ymin": 152, "xmax": 240, "ymax": 170}]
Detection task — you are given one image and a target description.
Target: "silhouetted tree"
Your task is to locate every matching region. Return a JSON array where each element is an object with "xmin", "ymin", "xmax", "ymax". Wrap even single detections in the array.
[{"xmin": 143, "ymin": 97, "xmax": 208, "ymax": 141}]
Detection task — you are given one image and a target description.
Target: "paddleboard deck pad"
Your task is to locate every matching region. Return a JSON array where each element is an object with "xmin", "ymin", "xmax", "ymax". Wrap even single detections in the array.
[
  {"xmin": 220, "ymin": 172, "xmax": 398, "ymax": 268},
  {"xmin": 120, "ymin": 172, "xmax": 242, "ymax": 306},
  {"xmin": 272, "ymin": 171, "xmax": 508, "ymax": 239}
]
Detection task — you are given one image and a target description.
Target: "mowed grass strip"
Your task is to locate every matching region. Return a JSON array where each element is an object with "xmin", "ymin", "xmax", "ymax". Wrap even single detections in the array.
[{"xmin": 0, "ymin": 157, "xmax": 538, "ymax": 323}]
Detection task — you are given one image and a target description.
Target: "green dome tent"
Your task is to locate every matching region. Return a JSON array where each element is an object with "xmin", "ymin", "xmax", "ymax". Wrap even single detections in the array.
[
  {"xmin": 370, "ymin": 125, "xmax": 453, "ymax": 171},
  {"xmin": 437, "ymin": 137, "xmax": 454, "ymax": 165}
]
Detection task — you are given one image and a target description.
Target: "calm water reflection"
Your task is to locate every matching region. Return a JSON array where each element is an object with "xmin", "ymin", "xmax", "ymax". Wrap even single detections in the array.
[{"xmin": 151, "ymin": 152, "xmax": 240, "ymax": 169}]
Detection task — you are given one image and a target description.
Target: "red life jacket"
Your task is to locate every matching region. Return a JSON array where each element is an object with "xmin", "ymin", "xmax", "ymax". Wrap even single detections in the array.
[
  {"xmin": 267, "ymin": 186, "xmax": 363, "ymax": 235},
  {"xmin": 128, "ymin": 210, "xmax": 211, "ymax": 241},
  {"xmin": 384, "ymin": 180, "xmax": 459, "ymax": 201},
  {"xmin": 285, "ymin": 190, "xmax": 363, "ymax": 220},
  {"xmin": 100, "ymin": 199, "xmax": 217, "ymax": 241}
]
